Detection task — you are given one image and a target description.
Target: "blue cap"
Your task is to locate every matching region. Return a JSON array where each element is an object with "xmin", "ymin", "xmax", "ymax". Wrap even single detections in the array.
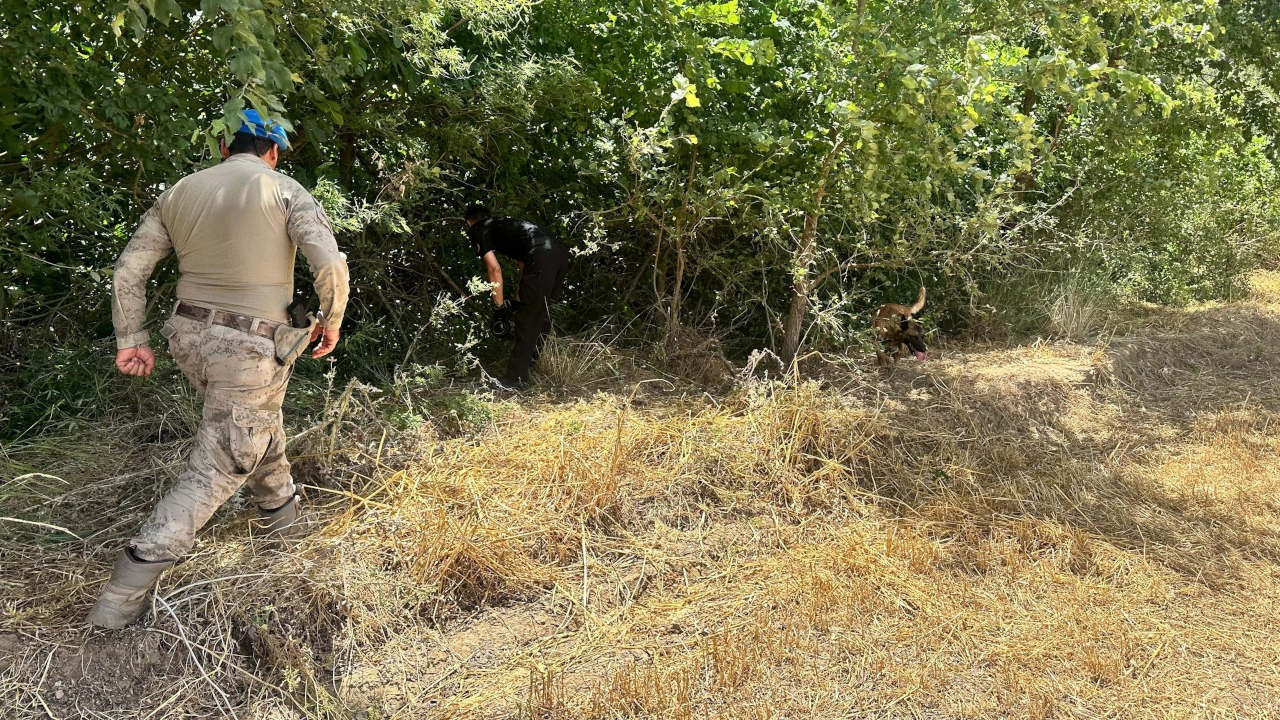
[{"xmin": 239, "ymin": 108, "xmax": 289, "ymax": 150}]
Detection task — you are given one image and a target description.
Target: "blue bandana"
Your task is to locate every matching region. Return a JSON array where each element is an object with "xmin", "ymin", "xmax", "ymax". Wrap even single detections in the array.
[{"xmin": 239, "ymin": 108, "xmax": 288, "ymax": 150}]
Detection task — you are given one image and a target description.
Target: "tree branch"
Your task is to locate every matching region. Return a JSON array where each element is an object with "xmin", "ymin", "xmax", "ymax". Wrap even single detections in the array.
[{"xmin": 806, "ymin": 259, "xmax": 902, "ymax": 292}]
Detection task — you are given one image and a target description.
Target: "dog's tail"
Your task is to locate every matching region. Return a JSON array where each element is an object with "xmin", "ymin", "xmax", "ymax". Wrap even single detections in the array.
[{"xmin": 907, "ymin": 286, "xmax": 926, "ymax": 316}]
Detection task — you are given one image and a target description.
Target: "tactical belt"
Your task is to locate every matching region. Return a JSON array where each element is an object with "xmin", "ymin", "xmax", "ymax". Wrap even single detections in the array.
[{"xmin": 175, "ymin": 302, "xmax": 280, "ymax": 340}]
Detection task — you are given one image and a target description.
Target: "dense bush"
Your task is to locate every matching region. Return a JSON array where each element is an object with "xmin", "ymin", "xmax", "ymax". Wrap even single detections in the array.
[{"xmin": 2, "ymin": 0, "xmax": 1278, "ymax": 436}]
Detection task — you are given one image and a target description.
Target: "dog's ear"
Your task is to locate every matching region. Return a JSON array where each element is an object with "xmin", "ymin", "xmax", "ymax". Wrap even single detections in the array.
[{"xmin": 899, "ymin": 318, "xmax": 910, "ymax": 331}]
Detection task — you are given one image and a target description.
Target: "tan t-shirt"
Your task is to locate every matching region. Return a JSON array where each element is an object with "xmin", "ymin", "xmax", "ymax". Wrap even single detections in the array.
[{"xmin": 112, "ymin": 154, "xmax": 349, "ymax": 348}]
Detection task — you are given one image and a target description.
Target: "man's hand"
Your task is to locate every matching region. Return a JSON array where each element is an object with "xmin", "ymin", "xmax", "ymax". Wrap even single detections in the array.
[
  {"xmin": 115, "ymin": 346, "xmax": 156, "ymax": 377},
  {"xmin": 311, "ymin": 325, "xmax": 340, "ymax": 358}
]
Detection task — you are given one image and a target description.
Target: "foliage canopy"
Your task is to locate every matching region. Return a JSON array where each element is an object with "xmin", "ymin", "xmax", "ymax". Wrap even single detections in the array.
[{"xmin": 1, "ymin": 0, "xmax": 1278, "ymax": 431}]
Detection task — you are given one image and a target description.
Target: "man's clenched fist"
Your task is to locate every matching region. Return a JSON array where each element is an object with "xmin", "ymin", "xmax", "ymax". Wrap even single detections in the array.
[{"xmin": 116, "ymin": 346, "xmax": 156, "ymax": 377}]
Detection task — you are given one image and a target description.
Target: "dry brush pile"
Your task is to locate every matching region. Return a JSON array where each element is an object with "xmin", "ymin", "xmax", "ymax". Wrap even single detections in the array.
[{"xmin": 4, "ymin": 275, "xmax": 1280, "ymax": 718}]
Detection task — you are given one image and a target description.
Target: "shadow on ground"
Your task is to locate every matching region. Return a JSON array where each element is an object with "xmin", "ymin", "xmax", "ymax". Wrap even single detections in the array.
[{"xmin": 850, "ymin": 301, "xmax": 1280, "ymax": 588}]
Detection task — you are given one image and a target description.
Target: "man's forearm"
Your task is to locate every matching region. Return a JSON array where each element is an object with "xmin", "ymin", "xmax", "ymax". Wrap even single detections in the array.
[
  {"xmin": 287, "ymin": 180, "xmax": 351, "ymax": 330},
  {"xmin": 312, "ymin": 260, "xmax": 351, "ymax": 331},
  {"xmin": 112, "ymin": 205, "xmax": 172, "ymax": 349},
  {"xmin": 111, "ymin": 266, "xmax": 153, "ymax": 349},
  {"xmin": 488, "ymin": 266, "xmax": 505, "ymax": 306}
]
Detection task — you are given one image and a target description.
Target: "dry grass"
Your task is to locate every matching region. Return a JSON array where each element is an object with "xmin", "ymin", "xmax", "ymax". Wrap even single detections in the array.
[
  {"xmin": 533, "ymin": 333, "xmax": 634, "ymax": 391},
  {"xmin": 3, "ymin": 274, "xmax": 1280, "ymax": 718},
  {"xmin": 1047, "ymin": 274, "xmax": 1117, "ymax": 341}
]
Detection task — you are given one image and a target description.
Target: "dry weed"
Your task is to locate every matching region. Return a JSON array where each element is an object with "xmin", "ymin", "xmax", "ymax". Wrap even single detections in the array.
[
  {"xmin": 534, "ymin": 333, "xmax": 632, "ymax": 391},
  {"xmin": 2, "ymin": 277, "xmax": 1280, "ymax": 718}
]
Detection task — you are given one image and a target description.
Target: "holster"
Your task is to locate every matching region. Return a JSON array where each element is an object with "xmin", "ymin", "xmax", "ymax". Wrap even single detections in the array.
[{"xmin": 274, "ymin": 314, "xmax": 318, "ymax": 365}]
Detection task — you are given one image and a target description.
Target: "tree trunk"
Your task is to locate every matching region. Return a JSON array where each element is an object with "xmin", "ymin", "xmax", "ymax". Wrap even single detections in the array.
[
  {"xmin": 663, "ymin": 151, "xmax": 698, "ymax": 349},
  {"xmin": 781, "ymin": 210, "xmax": 819, "ymax": 364},
  {"xmin": 665, "ymin": 230, "xmax": 686, "ymax": 348},
  {"xmin": 781, "ymin": 136, "xmax": 843, "ymax": 364},
  {"xmin": 339, "ymin": 130, "xmax": 356, "ymax": 189}
]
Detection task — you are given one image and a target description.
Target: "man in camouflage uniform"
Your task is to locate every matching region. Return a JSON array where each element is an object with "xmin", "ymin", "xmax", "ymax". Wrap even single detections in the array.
[{"xmin": 87, "ymin": 109, "xmax": 350, "ymax": 629}]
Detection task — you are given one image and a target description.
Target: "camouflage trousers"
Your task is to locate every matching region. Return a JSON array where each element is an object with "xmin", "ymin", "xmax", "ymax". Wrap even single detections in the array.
[{"xmin": 130, "ymin": 309, "xmax": 296, "ymax": 562}]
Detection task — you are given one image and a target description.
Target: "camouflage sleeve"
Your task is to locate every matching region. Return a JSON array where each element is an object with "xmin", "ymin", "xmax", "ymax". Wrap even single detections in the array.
[
  {"xmin": 111, "ymin": 203, "xmax": 173, "ymax": 349},
  {"xmin": 283, "ymin": 180, "xmax": 350, "ymax": 332}
]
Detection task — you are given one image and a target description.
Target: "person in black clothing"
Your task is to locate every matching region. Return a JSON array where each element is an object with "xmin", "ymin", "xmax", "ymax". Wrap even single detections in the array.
[{"xmin": 465, "ymin": 204, "xmax": 570, "ymax": 386}]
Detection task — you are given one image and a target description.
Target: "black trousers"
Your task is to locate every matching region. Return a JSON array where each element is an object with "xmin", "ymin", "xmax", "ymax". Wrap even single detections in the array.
[{"xmin": 508, "ymin": 243, "xmax": 569, "ymax": 382}]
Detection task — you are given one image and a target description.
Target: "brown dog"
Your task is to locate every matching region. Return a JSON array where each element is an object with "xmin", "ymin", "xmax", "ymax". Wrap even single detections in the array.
[{"xmin": 872, "ymin": 287, "xmax": 927, "ymax": 366}]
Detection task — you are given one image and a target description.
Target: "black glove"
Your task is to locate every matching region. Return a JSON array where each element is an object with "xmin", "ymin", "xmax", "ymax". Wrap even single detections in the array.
[{"xmin": 490, "ymin": 301, "xmax": 515, "ymax": 339}]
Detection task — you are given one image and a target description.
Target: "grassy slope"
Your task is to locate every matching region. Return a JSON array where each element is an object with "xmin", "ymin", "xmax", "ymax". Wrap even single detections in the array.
[{"xmin": 3, "ymin": 275, "xmax": 1280, "ymax": 719}]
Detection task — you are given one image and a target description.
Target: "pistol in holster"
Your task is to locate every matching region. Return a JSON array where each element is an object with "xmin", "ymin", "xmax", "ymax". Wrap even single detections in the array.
[{"xmin": 274, "ymin": 298, "xmax": 321, "ymax": 366}]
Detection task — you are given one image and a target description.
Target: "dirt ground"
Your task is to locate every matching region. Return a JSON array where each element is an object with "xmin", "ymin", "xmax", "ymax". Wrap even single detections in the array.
[{"xmin": 3, "ymin": 274, "xmax": 1280, "ymax": 719}]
